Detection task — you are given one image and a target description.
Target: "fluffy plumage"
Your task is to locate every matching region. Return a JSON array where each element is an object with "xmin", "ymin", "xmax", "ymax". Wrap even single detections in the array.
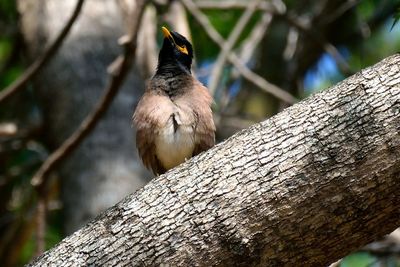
[{"xmin": 132, "ymin": 27, "xmax": 215, "ymax": 175}]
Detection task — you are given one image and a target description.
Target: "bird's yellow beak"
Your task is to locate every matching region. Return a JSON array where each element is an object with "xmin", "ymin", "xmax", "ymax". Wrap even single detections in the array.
[
  {"xmin": 161, "ymin": 26, "xmax": 188, "ymax": 55},
  {"xmin": 161, "ymin": 26, "xmax": 172, "ymax": 39}
]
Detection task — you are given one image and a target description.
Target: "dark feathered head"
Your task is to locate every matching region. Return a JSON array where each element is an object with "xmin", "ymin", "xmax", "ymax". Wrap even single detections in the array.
[{"xmin": 157, "ymin": 26, "xmax": 193, "ymax": 74}]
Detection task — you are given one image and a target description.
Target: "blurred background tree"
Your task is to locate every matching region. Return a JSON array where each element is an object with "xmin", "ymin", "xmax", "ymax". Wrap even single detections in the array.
[{"xmin": 0, "ymin": 0, "xmax": 399, "ymax": 266}]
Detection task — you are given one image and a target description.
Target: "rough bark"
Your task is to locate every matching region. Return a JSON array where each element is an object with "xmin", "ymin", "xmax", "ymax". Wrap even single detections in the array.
[
  {"xmin": 29, "ymin": 54, "xmax": 400, "ymax": 266},
  {"xmin": 18, "ymin": 0, "xmax": 151, "ymax": 233}
]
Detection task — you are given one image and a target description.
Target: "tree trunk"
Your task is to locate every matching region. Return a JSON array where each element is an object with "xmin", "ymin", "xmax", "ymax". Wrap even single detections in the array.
[
  {"xmin": 17, "ymin": 0, "xmax": 152, "ymax": 233},
  {"xmin": 28, "ymin": 54, "xmax": 400, "ymax": 266}
]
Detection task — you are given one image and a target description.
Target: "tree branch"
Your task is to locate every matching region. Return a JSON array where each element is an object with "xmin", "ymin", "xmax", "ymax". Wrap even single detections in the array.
[
  {"xmin": 208, "ymin": 0, "xmax": 261, "ymax": 96},
  {"xmin": 281, "ymin": 13, "xmax": 353, "ymax": 76},
  {"xmin": 236, "ymin": 12, "xmax": 273, "ymax": 68},
  {"xmin": 0, "ymin": 0, "xmax": 85, "ymax": 104},
  {"xmin": 30, "ymin": 0, "xmax": 147, "ymax": 188},
  {"xmin": 34, "ymin": 199, "xmax": 47, "ymax": 256},
  {"xmin": 29, "ymin": 54, "xmax": 400, "ymax": 266},
  {"xmin": 194, "ymin": 0, "xmax": 278, "ymax": 12},
  {"xmin": 181, "ymin": 0, "xmax": 298, "ymax": 104}
]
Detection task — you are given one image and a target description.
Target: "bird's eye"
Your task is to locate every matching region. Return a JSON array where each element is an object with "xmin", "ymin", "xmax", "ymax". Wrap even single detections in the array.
[{"xmin": 177, "ymin": 45, "xmax": 188, "ymax": 55}]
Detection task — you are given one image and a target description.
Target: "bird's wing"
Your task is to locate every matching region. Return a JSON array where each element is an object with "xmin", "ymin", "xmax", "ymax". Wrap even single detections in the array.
[
  {"xmin": 180, "ymin": 80, "xmax": 216, "ymax": 156},
  {"xmin": 132, "ymin": 93, "xmax": 174, "ymax": 175},
  {"xmin": 193, "ymin": 110, "xmax": 215, "ymax": 156}
]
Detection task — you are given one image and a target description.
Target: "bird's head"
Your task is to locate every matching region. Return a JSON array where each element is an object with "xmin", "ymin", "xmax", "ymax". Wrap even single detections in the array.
[{"xmin": 157, "ymin": 26, "xmax": 193, "ymax": 73}]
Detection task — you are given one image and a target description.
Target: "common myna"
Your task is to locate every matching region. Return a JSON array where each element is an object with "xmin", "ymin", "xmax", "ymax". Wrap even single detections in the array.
[{"xmin": 132, "ymin": 27, "xmax": 215, "ymax": 175}]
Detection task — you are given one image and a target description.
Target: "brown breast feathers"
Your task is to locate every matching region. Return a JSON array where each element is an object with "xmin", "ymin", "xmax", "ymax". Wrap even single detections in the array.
[{"xmin": 133, "ymin": 75, "xmax": 215, "ymax": 175}]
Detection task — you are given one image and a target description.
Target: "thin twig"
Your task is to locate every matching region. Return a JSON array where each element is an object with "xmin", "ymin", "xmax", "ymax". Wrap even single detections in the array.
[
  {"xmin": 0, "ymin": 122, "xmax": 17, "ymax": 137},
  {"xmin": 208, "ymin": 0, "xmax": 261, "ymax": 96},
  {"xmin": 322, "ymin": 0, "xmax": 360, "ymax": 25},
  {"xmin": 181, "ymin": 0, "xmax": 297, "ymax": 104},
  {"xmin": 195, "ymin": 0, "xmax": 286, "ymax": 14},
  {"xmin": 34, "ymin": 198, "xmax": 46, "ymax": 257},
  {"xmin": 195, "ymin": 0, "xmax": 274, "ymax": 11},
  {"xmin": 137, "ymin": 4, "xmax": 158, "ymax": 78},
  {"xmin": 282, "ymin": 13, "xmax": 353, "ymax": 75},
  {"xmin": 31, "ymin": 0, "xmax": 148, "ymax": 188},
  {"xmin": 237, "ymin": 12, "xmax": 273, "ymax": 66},
  {"xmin": 218, "ymin": 10, "xmax": 273, "ymax": 113},
  {"xmin": 328, "ymin": 258, "xmax": 342, "ymax": 267},
  {"xmin": 283, "ymin": 27, "xmax": 299, "ymax": 60},
  {"xmin": 229, "ymin": 55, "xmax": 297, "ymax": 103},
  {"xmin": 0, "ymin": 0, "xmax": 85, "ymax": 104}
]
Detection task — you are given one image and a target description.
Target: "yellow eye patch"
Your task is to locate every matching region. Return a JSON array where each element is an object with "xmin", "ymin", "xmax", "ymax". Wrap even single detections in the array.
[{"xmin": 177, "ymin": 45, "xmax": 188, "ymax": 55}]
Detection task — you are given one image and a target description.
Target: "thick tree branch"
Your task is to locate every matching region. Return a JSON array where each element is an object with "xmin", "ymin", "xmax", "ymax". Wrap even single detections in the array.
[
  {"xmin": 0, "ymin": 0, "xmax": 85, "ymax": 104},
  {"xmin": 29, "ymin": 54, "xmax": 400, "ymax": 266}
]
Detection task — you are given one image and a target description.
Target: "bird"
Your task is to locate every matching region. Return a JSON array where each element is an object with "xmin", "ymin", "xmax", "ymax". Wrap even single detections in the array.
[{"xmin": 132, "ymin": 26, "xmax": 215, "ymax": 175}]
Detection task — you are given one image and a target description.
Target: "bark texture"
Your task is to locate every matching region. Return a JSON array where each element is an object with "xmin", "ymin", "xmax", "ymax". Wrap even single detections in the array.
[
  {"xmin": 18, "ymin": 0, "xmax": 151, "ymax": 233},
  {"xmin": 29, "ymin": 54, "xmax": 400, "ymax": 266}
]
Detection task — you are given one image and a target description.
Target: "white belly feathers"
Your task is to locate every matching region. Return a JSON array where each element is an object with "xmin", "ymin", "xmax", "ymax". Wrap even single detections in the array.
[{"xmin": 155, "ymin": 113, "xmax": 195, "ymax": 170}]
